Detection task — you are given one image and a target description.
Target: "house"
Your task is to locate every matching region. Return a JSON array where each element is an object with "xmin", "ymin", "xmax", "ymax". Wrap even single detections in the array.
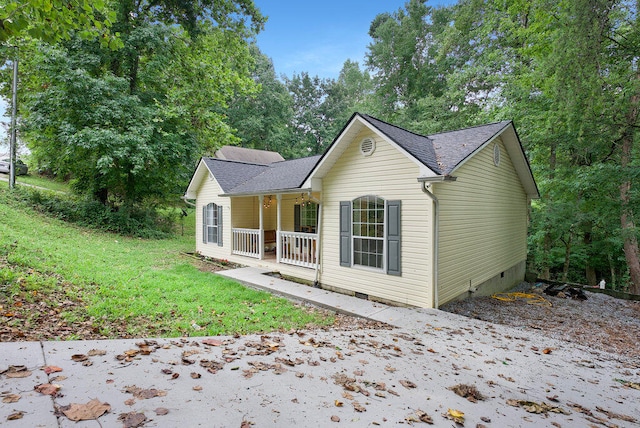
[{"xmin": 184, "ymin": 113, "xmax": 539, "ymax": 308}]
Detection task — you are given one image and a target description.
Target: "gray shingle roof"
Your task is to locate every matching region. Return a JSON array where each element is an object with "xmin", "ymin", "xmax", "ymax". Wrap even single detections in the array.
[
  {"xmin": 214, "ymin": 146, "xmax": 284, "ymax": 164},
  {"xmin": 360, "ymin": 114, "xmax": 511, "ymax": 175},
  {"xmin": 227, "ymin": 155, "xmax": 321, "ymax": 194},
  {"xmin": 202, "ymin": 158, "xmax": 269, "ymax": 193},
  {"xmin": 204, "ymin": 156, "xmax": 321, "ymax": 195},
  {"xmin": 203, "ymin": 114, "xmax": 516, "ymax": 195}
]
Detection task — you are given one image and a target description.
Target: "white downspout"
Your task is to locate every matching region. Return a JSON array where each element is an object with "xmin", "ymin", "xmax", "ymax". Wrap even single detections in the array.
[
  {"xmin": 313, "ymin": 202, "xmax": 322, "ymax": 288},
  {"xmin": 420, "ymin": 182, "xmax": 439, "ymax": 308}
]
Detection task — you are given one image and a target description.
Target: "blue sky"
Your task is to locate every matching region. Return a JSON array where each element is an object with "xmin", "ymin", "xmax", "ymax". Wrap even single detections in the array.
[
  {"xmin": 253, "ymin": 0, "xmax": 456, "ymax": 79},
  {"xmin": 1, "ymin": 0, "xmax": 457, "ymax": 146}
]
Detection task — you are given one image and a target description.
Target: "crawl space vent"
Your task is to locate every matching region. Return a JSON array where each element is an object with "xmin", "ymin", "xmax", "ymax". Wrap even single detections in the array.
[{"xmin": 360, "ymin": 137, "xmax": 376, "ymax": 156}]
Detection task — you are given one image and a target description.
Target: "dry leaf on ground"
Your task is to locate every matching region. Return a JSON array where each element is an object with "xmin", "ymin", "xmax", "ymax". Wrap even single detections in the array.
[
  {"xmin": 7, "ymin": 411, "xmax": 24, "ymax": 420},
  {"xmin": 123, "ymin": 386, "xmax": 166, "ymax": 400},
  {"xmin": 35, "ymin": 383, "xmax": 61, "ymax": 396},
  {"xmin": 2, "ymin": 365, "xmax": 32, "ymax": 378},
  {"xmin": 59, "ymin": 398, "xmax": 111, "ymax": 421},
  {"xmin": 43, "ymin": 365, "xmax": 63, "ymax": 375},
  {"xmin": 400, "ymin": 379, "xmax": 417, "ymax": 389},
  {"xmin": 119, "ymin": 412, "xmax": 146, "ymax": 428},
  {"xmin": 1, "ymin": 393, "xmax": 21, "ymax": 403}
]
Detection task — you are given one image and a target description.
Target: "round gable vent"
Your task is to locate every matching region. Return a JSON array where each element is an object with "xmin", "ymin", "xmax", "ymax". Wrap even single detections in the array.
[
  {"xmin": 360, "ymin": 137, "xmax": 376, "ymax": 156},
  {"xmin": 493, "ymin": 143, "xmax": 501, "ymax": 166}
]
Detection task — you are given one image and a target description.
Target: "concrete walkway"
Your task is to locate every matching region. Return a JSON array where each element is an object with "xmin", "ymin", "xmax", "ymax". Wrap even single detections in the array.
[
  {"xmin": 1, "ymin": 267, "xmax": 639, "ymax": 427},
  {"xmin": 217, "ymin": 266, "xmax": 439, "ymax": 332}
]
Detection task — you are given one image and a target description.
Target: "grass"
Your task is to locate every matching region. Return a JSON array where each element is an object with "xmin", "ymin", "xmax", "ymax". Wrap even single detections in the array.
[
  {"xmin": 0, "ymin": 186, "xmax": 333, "ymax": 339},
  {"xmin": 0, "ymin": 172, "xmax": 70, "ymax": 193}
]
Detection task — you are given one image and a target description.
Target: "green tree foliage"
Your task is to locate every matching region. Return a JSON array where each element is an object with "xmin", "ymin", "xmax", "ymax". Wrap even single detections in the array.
[
  {"xmin": 0, "ymin": 0, "xmax": 120, "ymax": 49},
  {"xmin": 20, "ymin": 0, "xmax": 263, "ymax": 210},
  {"xmin": 226, "ymin": 45, "xmax": 295, "ymax": 154}
]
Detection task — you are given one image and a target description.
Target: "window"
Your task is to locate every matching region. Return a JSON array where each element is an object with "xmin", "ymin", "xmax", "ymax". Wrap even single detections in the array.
[
  {"xmin": 295, "ymin": 202, "xmax": 318, "ymax": 233},
  {"xmin": 340, "ymin": 197, "xmax": 401, "ymax": 275},
  {"xmin": 202, "ymin": 203, "xmax": 223, "ymax": 246},
  {"xmin": 352, "ymin": 196, "xmax": 385, "ymax": 269}
]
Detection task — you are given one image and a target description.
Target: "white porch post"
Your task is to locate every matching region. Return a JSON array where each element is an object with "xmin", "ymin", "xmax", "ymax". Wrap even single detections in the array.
[
  {"xmin": 276, "ymin": 194, "xmax": 282, "ymax": 263},
  {"xmin": 259, "ymin": 195, "xmax": 264, "ymax": 260}
]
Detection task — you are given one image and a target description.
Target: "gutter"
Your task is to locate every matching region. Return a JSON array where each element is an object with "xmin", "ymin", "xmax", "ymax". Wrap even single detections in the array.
[
  {"xmin": 418, "ymin": 175, "xmax": 456, "ymax": 308},
  {"xmin": 181, "ymin": 196, "xmax": 196, "ymax": 207}
]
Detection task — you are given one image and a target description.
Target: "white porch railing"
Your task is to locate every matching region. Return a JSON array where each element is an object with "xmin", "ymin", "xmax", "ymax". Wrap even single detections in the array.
[
  {"xmin": 279, "ymin": 231, "xmax": 318, "ymax": 268},
  {"xmin": 232, "ymin": 228, "xmax": 260, "ymax": 258}
]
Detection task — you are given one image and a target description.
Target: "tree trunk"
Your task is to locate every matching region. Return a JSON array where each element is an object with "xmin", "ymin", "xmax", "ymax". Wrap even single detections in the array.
[
  {"xmin": 620, "ymin": 88, "xmax": 640, "ymax": 295},
  {"xmin": 561, "ymin": 233, "xmax": 572, "ymax": 282},
  {"xmin": 584, "ymin": 228, "xmax": 598, "ymax": 286}
]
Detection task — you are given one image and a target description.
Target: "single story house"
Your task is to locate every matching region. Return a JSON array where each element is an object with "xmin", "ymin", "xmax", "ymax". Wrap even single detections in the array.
[{"xmin": 184, "ymin": 113, "xmax": 539, "ymax": 308}]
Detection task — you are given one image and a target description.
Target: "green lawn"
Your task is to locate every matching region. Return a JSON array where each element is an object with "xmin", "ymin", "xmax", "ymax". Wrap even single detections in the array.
[
  {"xmin": 0, "ymin": 187, "xmax": 333, "ymax": 339},
  {"xmin": 0, "ymin": 172, "xmax": 70, "ymax": 193}
]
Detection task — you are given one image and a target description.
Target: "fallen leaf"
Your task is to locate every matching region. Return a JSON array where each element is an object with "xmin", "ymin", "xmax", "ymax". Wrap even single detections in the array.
[
  {"xmin": 614, "ymin": 378, "xmax": 640, "ymax": 390},
  {"xmin": 191, "ymin": 372, "xmax": 201, "ymax": 379},
  {"xmin": 331, "ymin": 415, "xmax": 340, "ymax": 422},
  {"xmin": 119, "ymin": 412, "xmax": 146, "ymax": 428},
  {"xmin": 202, "ymin": 338, "xmax": 223, "ymax": 347},
  {"xmin": 35, "ymin": 383, "xmax": 61, "ymax": 396},
  {"xmin": 155, "ymin": 407, "xmax": 169, "ymax": 416},
  {"xmin": 60, "ymin": 399, "xmax": 111, "ymax": 421},
  {"xmin": 449, "ymin": 384, "xmax": 485, "ymax": 402},
  {"xmin": 43, "ymin": 366, "xmax": 63, "ymax": 375},
  {"xmin": 353, "ymin": 401, "xmax": 366, "ymax": 412},
  {"xmin": 2, "ymin": 393, "xmax": 21, "ymax": 403},
  {"xmin": 3, "ymin": 365, "xmax": 32, "ymax": 378},
  {"xmin": 416, "ymin": 409, "xmax": 433, "ymax": 424},
  {"xmin": 542, "ymin": 348, "xmax": 553, "ymax": 354},
  {"xmin": 7, "ymin": 411, "xmax": 24, "ymax": 420},
  {"xmin": 240, "ymin": 419, "xmax": 254, "ymax": 427},
  {"xmin": 400, "ymin": 380, "xmax": 417, "ymax": 389},
  {"xmin": 124, "ymin": 386, "xmax": 166, "ymax": 400},
  {"xmin": 124, "ymin": 398, "xmax": 135, "ymax": 406},
  {"xmin": 71, "ymin": 354, "xmax": 88, "ymax": 362},
  {"xmin": 87, "ymin": 349, "xmax": 107, "ymax": 357},
  {"xmin": 193, "ymin": 385, "xmax": 203, "ymax": 391},
  {"xmin": 446, "ymin": 408, "xmax": 465, "ymax": 424},
  {"xmin": 334, "ymin": 400, "xmax": 343, "ymax": 407}
]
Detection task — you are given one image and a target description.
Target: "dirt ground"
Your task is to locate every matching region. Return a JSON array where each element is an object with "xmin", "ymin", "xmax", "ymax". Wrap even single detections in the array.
[{"xmin": 440, "ymin": 283, "xmax": 640, "ymax": 361}]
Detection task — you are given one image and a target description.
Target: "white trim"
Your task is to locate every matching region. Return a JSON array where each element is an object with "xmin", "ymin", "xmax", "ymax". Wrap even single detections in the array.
[{"xmin": 302, "ymin": 114, "xmax": 440, "ymax": 188}]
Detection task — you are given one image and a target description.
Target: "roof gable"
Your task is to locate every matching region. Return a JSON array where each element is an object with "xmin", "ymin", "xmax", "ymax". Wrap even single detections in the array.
[{"xmin": 304, "ymin": 113, "xmax": 538, "ymax": 198}]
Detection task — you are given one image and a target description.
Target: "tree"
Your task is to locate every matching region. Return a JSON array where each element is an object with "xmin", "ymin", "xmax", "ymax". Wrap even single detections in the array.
[
  {"xmin": 0, "ymin": 0, "xmax": 119, "ymax": 47},
  {"xmin": 226, "ymin": 45, "xmax": 295, "ymax": 154},
  {"xmin": 21, "ymin": 0, "xmax": 264, "ymax": 208}
]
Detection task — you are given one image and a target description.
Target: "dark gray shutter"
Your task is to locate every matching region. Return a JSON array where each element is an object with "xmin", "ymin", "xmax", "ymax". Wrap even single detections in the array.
[
  {"xmin": 217, "ymin": 204, "xmax": 223, "ymax": 246},
  {"xmin": 386, "ymin": 200, "xmax": 401, "ymax": 276},
  {"xmin": 339, "ymin": 201, "xmax": 351, "ymax": 267},
  {"xmin": 202, "ymin": 205, "xmax": 207, "ymax": 244},
  {"xmin": 294, "ymin": 204, "xmax": 301, "ymax": 232}
]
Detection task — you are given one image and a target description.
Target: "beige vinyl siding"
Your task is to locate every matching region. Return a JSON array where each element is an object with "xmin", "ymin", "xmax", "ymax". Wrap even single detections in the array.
[
  {"xmin": 195, "ymin": 176, "xmax": 232, "ymax": 260},
  {"xmin": 436, "ymin": 137, "xmax": 528, "ymax": 305},
  {"xmin": 320, "ymin": 130, "xmax": 434, "ymax": 308}
]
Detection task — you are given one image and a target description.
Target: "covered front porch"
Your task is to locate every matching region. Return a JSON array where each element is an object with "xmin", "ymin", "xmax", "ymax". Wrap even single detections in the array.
[{"xmin": 228, "ymin": 192, "xmax": 321, "ymax": 270}]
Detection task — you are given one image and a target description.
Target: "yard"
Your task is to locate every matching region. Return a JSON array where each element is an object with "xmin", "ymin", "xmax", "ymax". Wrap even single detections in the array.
[{"xmin": 0, "ymin": 186, "xmax": 344, "ymax": 340}]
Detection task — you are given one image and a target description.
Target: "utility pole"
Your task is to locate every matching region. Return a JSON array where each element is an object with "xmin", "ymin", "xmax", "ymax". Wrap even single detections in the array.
[{"xmin": 9, "ymin": 47, "xmax": 18, "ymax": 190}]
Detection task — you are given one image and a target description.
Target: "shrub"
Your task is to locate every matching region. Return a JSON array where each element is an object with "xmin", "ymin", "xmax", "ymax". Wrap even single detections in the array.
[{"xmin": 5, "ymin": 187, "xmax": 176, "ymax": 238}]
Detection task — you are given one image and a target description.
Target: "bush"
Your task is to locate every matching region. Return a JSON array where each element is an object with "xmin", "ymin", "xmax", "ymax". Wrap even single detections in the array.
[{"xmin": 5, "ymin": 187, "xmax": 176, "ymax": 238}]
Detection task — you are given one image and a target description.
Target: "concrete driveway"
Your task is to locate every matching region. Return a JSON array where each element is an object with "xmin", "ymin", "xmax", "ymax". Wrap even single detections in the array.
[{"xmin": 1, "ymin": 268, "xmax": 639, "ymax": 427}]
